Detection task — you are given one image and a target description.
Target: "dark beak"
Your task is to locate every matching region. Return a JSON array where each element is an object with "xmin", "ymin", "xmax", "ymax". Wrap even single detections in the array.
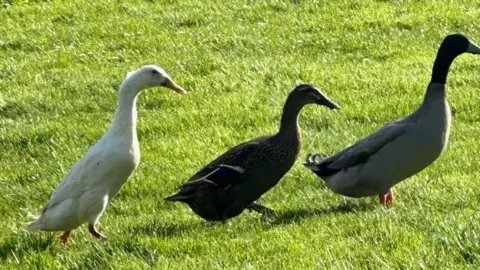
[
  {"xmin": 467, "ymin": 40, "xmax": 480, "ymax": 54},
  {"xmin": 317, "ymin": 96, "xmax": 340, "ymax": 110}
]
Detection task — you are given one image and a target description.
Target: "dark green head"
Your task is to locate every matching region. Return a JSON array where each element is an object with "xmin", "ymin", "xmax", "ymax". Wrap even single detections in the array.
[
  {"xmin": 430, "ymin": 34, "xmax": 480, "ymax": 85},
  {"xmin": 440, "ymin": 34, "xmax": 480, "ymax": 57}
]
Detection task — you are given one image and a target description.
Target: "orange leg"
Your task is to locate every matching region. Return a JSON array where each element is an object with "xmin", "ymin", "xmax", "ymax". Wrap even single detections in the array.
[
  {"xmin": 59, "ymin": 231, "xmax": 71, "ymax": 246},
  {"xmin": 379, "ymin": 189, "xmax": 394, "ymax": 206}
]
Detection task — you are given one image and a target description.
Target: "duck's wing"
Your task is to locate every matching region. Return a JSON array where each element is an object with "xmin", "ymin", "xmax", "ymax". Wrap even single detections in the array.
[
  {"xmin": 305, "ymin": 121, "xmax": 414, "ymax": 177},
  {"xmin": 40, "ymin": 146, "xmax": 107, "ymax": 213},
  {"xmin": 182, "ymin": 165, "xmax": 245, "ymax": 190},
  {"xmin": 164, "ymin": 165, "xmax": 245, "ymax": 203},
  {"xmin": 188, "ymin": 136, "xmax": 269, "ymax": 182},
  {"xmin": 165, "ymin": 138, "xmax": 268, "ymax": 202}
]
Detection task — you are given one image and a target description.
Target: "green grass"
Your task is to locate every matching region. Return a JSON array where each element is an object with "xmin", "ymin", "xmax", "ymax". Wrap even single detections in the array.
[{"xmin": 1, "ymin": 0, "xmax": 480, "ymax": 268}]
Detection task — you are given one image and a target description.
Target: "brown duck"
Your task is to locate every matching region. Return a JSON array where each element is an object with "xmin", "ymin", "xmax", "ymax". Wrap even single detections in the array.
[{"xmin": 165, "ymin": 84, "xmax": 339, "ymax": 221}]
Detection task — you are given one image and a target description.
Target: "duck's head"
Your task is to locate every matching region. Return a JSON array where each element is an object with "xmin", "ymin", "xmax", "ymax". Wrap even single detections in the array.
[
  {"xmin": 122, "ymin": 64, "xmax": 187, "ymax": 94},
  {"xmin": 291, "ymin": 84, "xmax": 340, "ymax": 109},
  {"xmin": 430, "ymin": 34, "xmax": 480, "ymax": 85},
  {"xmin": 440, "ymin": 33, "xmax": 480, "ymax": 57}
]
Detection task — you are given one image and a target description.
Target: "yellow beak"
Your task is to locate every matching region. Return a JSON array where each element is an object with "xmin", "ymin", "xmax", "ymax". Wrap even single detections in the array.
[{"xmin": 164, "ymin": 78, "xmax": 187, "ymax": 94}]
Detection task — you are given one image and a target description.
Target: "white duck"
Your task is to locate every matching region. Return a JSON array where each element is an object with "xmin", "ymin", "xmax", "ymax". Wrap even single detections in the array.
[
  {"xmin": 27, "ymin": 65, "xmax": 186, "ymax": 245},
  {"xmin": 304, "ymin": 34, "xmax": 480, "ymax": 206}
]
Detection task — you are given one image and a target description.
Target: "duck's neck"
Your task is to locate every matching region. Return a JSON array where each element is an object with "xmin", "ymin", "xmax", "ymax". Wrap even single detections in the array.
[
  {"xmin": 277, "ymin": 95, "xmax": 304, "ymax": 138},
  {"xmin": 429, "ymin": 39, "xmax": 463, "ymax": 86},
  {"xmin": 421, "ymin": 83, "xmax": 446, "ymax": 109},
  {"xmin": 430, "ymin": 54, "xmax": 453, "ymax": 86},
  {"xmin": 107, "ymin": 82, "xmax": 141, "ymax": 139},
  {"xmin": 423, "ymin": 40, "xmax": 458, "ymax": 105}
]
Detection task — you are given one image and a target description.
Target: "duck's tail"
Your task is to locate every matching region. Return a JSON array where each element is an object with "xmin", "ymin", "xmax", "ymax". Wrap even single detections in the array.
[
  {"xmin": 304, "ymin": 153, "xmax": 340, "ymax": 179},
  {"xmin": 164, "ymin": 184, "xmax": 198, "ymax": 202},
  {"xmin": 164, "ymin": 193, "xmax": 191, "ymax": 202},
  {"xmin": 26, "ymin": 213, "xmax": 44, "ymax": 231},
  {"xmin": 304, "ymin": 153, "xmax": 326, "ymax": 171}
]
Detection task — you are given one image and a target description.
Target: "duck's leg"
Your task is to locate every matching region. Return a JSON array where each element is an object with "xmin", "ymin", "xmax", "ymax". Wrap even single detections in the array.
[
  {"xmin": 88, "ymin": 224, "xmax": 107, "ymax": 241},
  {"xmin": 247, "ymin": 202, "xmax": 275, "ymax": 215},
  {"xmin": 59, "ymin": 231, "xmax": 71, "ymax": 246},
  {"xmin": 379, "ymin": 189, "xmax": 394, "ymax": 206},
  {"xmin": 385, "ymin": 189, "xmax": 394, "ymax": 205},
  {"xmin": 87, "ymin": 195, "xmax": 108, "ymax": 241}
]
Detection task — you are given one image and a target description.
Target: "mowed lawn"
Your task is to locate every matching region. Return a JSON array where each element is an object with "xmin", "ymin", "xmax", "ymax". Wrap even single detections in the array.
[{"xmin": 1, "ymin": 0, "xmax": 480, "ymax": 268}]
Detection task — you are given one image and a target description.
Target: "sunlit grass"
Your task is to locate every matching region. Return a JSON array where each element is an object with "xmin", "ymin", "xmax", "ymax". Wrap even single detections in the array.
[{"xmin": 1, "ymin": 0, "xmax": 480, "ymax": 268}]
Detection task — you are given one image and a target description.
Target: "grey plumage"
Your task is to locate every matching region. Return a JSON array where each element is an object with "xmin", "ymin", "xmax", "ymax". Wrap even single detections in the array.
[{"xmin": 304, "ymin": 33, "xmax": 480, "ymax": 204}]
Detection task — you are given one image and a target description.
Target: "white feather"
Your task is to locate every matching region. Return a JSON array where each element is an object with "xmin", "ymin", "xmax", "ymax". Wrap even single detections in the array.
[{"xmin": 26, "ymin": 65, "xmax": 176, "ymax": 234}]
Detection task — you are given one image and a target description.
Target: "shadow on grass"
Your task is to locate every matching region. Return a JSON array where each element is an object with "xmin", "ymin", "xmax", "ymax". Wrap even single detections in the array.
[
  {"xmin": 127, "ymin": 220, "xmax": 203, "ymax": 239},
  {"xmin": 265, "ymin": 201, "xmax": 376, "ymax": 226},
  {"xmin": 127, "ymin": 202, "xmax": 376, "ymax": 237},
  {"xmin": 0, "ymin": 233, "xmax": 57, "ymax": 261}
]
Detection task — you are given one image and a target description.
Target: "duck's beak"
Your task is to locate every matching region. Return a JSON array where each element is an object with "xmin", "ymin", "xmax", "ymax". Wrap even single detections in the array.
[
  {"xmin": 318, "ymin": 96, "xmax": 340, "ymax": 110},
  {"xmin": 164, "ymin": 78, "xmax": 187, "ymax": 94},
  {"xmin": 467, "ymin": 40, "xmax": 480, "ymax": 54}
]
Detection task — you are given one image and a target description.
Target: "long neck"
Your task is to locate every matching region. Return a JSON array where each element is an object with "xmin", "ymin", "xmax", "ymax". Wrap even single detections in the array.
[
  {"xmin": 421, "ymin": 83, "xmax": 446, "ymax": 109},
  {"xmin": 423, "ymin": 39, "xmax": 461, "ymax": 107},
  {"xmin": 278, "ymin": 94, "xmax": 304, "ymax": 137},
  {"xmin": 429, "ymin": 43, "xmax": 460, "ymax": 86},
  {"xmin": 107, "ymin": 82, "xmax": 140, "ymax": 137}
]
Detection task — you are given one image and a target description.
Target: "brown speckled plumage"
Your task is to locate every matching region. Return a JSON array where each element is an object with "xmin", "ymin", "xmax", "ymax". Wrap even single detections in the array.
[{"xmin": 165, "ymin": 84, "xmax": 339, "ymax": 221}]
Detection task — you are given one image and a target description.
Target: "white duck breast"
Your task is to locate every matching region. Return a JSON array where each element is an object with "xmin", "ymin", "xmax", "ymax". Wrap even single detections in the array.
[
  {"xmin": 27, "ymin": 65, "xmax": 186, "ymax": 245},
  {"xmin": 305, "ymin": 34, "xmax": 480, "ymax": 206}
]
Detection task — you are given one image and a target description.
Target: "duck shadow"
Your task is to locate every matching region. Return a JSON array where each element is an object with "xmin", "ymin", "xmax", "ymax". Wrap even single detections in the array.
[
  {"xmin": 265, "ymin": 201, "xmax": 376, "ymax": 226},
  {"xmin": 127, "ymin": 220, "xmax": 203, "ymax": 239},
  {"xmin": 128, "ymin": 202, "xmax": 376, "ymax": 237},
  {"xmin": 0, "ymin": 234, "xmax": 57, "ymax": 260}
]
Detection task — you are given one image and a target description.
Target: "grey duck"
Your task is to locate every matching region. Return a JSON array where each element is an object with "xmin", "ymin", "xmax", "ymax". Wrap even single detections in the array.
[
  {"xmin": 165, "ymin": 84, "xmax": 339, "ymax": 221},
  {"xmin": 304, "ymin": 34, "xmax": 480, "ymax": 206}
]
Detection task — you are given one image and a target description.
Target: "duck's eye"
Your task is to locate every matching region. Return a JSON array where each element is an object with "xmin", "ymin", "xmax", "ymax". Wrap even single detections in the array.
[{"xmin": 151, "ymin": 70, "xmax": 159, "ymax": 75}]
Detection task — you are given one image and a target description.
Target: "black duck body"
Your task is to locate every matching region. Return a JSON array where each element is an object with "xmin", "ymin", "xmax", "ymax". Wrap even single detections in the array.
[{"xmin": 166, "ymin": 84, "xmax": 339, "ymax": 221}]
